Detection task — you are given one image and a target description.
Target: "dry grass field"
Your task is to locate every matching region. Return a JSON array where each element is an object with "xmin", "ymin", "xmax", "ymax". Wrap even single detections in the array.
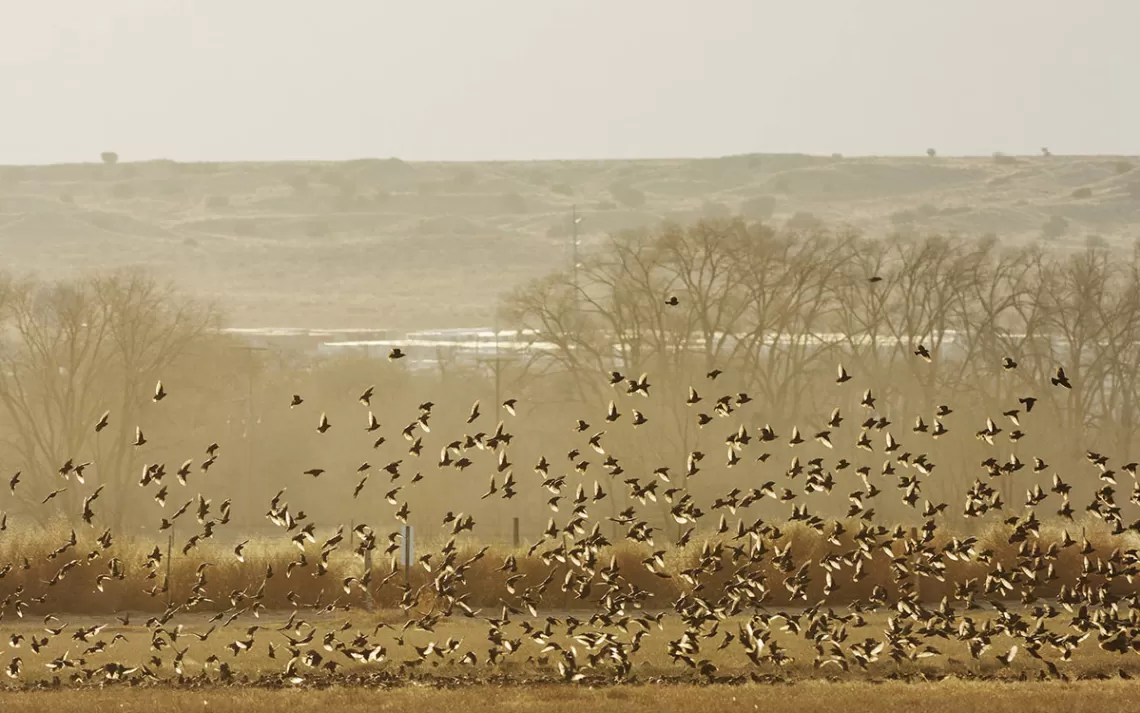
[
  {"xmin": 1, "ymin": 153, "xmax": 1138, "ymax": 329},
  {"xmin": 0, "ymin": 522, "xmax": 1133, "ymax": 616}
]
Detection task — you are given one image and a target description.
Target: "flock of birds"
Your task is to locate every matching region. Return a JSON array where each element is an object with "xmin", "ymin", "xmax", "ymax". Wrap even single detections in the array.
[{"xmin": 3, "ymin": 312, "xmax": 1140, "ymax": 689}]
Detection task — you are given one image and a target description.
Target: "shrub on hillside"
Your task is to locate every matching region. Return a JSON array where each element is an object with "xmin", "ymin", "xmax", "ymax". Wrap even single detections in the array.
[
  {"xmin": 450, "ymin": 168, "xmax": 477, "ymax": 189},
  {"xmin": 286, "ymin": 175, "xmax": 309, "ymax": 195},
  {"xmin": 890, "ymin": 209, "xmax": 917, "ymax": 226},
  {"xmin": 1042, "ymin": 214, "xmax": 1069, "ymax": 240},
  {"xmin": 499, "ymin": 193, "xmax": 529, "ymax": 213},
  {"xmin": 205, "ymin": 194, "xmax": 230, "ymax": 210},
  {"xmin": 701, "ymin": 200, "xmax": 731, "ymax": 219},
  {"xmin": 786, "ymin": 211, "xmax": 823, "ymax": 231},
  {"xmin": 915, "ymin": 203, "xmax": 939, "ymax": 219},
  {"xmin": 740, "ymin": 195, "xmax": 777, "ymax": 220},
  {"xmin": 609, "ymin": 183, "xmax": 646, "ymax": 209}
]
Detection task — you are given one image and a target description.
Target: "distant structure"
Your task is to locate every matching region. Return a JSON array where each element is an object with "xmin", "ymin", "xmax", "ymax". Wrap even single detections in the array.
[
  {"xmin": 220, "ymin": 326, "xmax": 1103, "ymax": 379},
  {"xmin": 219, "ymin": 327, "xmax": 398, "ymax": 358},
  {"xmin": 219, "ymin": 327, "xmax": 560, "ymax": 371},
  {"xmin": 315, "ymin": 328, "xmax": 557, "ymax": 371}
]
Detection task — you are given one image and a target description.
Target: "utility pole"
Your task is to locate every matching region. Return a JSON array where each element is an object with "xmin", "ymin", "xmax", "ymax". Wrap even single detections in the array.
[
  {"xmin": 493, "ymin": 321, "xmax": 501, "ymax": 410},
  {"xmin": 571, "ymin": 204, "xmax": 579, "ymax": 289},
  {"xmin": 165, "ymin": 526, "xmax": 173, "ymax": 608},
  {"xmin": 228, "ymin": 344, "xmax": 268, "ymax": 479},
  {"xmin": 571, "ymin": 205, "xmax": 582, "ymax": 308}
]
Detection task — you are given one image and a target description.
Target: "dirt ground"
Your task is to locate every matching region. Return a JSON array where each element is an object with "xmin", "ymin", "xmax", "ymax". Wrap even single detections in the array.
[{"xmin": 2, "ymin": 680, "xmax": 1139, "ymax": 713}]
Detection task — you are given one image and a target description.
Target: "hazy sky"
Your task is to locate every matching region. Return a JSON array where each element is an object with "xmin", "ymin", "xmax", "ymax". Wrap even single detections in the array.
[{"xmin": 3, "ymin": 1, "xmax": 1138, "ymax": 164}]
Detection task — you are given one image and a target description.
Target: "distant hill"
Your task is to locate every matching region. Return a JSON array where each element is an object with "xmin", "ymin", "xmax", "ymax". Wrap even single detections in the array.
[{"xmin": 1, "ymin": 153, "xmax": 1138, "ymax": 329}]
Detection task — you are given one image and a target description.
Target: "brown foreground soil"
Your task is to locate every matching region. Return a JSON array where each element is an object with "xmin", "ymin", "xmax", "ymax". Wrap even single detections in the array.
[{"xmin": 2, "ymin": 680, "xmax": 1138, "ymax": 713}]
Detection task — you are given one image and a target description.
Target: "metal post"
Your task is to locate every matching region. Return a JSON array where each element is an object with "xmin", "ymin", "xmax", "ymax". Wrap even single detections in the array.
[
  {"xmin": 403, "ymin": 524, "xmax": 411, "ymax": 589},
  {"xmin": 363, "ymin": 541, "xmax": 373, "ymax": 613},
  {"xmin": 910, "ymin": 526, "xmax": 922, "ymax": 602},
  {"xmin": 401, "ymin": 525, "xmax": 410, "ymax": 620},
  {"xmin": 512, "ymin": 517, "xmax": 520, "ymax": 548},
  {"xmin": 165, "ymin": 529, "xmax": 173, "ymax": 607}
]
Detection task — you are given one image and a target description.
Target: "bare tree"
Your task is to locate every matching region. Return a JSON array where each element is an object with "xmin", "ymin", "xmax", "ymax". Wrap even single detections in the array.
[
  {"xmin": 502, "ymin": 214, "xmax": 1140, "ymax": 536},
  {"xmin": 0, "ymin": 269, "xmax": 221, "ymax": 530}
]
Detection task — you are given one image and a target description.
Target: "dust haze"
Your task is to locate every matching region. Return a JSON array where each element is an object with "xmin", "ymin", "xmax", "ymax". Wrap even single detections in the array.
[{"xmin": 1, "ymin": 1, "xmax": 1140, "ymax": 704}]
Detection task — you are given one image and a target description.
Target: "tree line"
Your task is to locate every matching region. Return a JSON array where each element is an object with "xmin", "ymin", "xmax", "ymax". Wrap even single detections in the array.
[{"xmin": 503, "ymin": 218, "xmax": 1140, "ymax": 527}]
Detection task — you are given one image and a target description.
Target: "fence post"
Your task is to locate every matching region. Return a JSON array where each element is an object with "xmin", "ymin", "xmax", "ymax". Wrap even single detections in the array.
[
  {"xmin": 513, "ymin": 517, "xmax": 520, "ymax": 547},
  {"xmin": 910, "ymin": 526, "xmax": 921, "ymax": 602},
  {"xmin": 165, "ymin": 529, "xmax": 173, "ymax": 608},
  {"xmin": 403, "ymin": 524, "xmax": 411, "ymax": 589},
  {"xmin": 363, "ymin": 539, "xmax": 373, "ymax": 613}
]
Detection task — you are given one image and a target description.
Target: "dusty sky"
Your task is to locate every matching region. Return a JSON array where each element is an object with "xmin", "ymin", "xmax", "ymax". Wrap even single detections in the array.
[{"xmin": 3, "ymin": 1, "xmax": 1138, "ymax": 164}]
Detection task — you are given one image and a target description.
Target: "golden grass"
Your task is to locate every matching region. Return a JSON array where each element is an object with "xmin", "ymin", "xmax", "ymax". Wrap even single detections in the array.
[
  {"xmin": 1, "ymin": 518, "xmax": 1132, "ymax": 617},
  {"xmin": 3, "ymin": 681, "xmax": 1140, "ymax": 713}
]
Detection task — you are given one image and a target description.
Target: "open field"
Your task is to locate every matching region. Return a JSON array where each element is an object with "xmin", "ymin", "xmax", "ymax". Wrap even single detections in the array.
[
  {"xmin": 2, "ymin": 153, "xmax": 1138, "ymax": 329},
  {"xmin": 2, "ymin": 605, "xmax": 1140, "ymax": 687}
]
